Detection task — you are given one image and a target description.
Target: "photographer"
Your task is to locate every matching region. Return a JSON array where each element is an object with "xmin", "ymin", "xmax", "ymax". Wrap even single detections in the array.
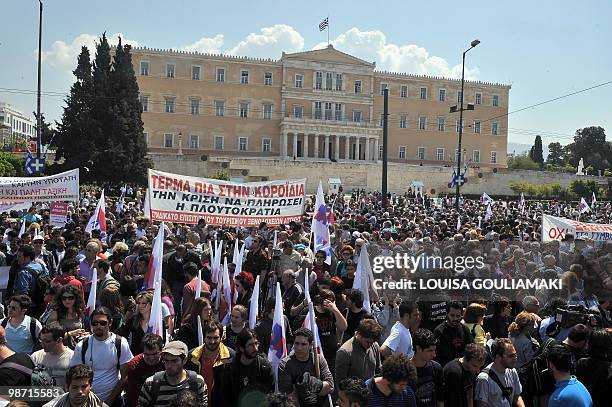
[
  {"xmin": 561, "ymin": 324, "xmax": 589, "ymax": 372},
  {"xmin": 539, "ymin": 297, "xmax": 572, "ymax": 342}
]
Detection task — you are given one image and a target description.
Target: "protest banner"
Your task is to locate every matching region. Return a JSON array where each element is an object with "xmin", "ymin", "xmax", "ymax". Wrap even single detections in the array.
[
  {"xmin": 542, "ymin": 214, "xmax": 612, "ymax": 242},
  {"xmin": 0, "ymin": 202, "xmax": 32, "ymax": 213},
  {"xmin": 0, "ymin": 169, "xmax": 79, "ymax": 202},
  {"xmin": 148, "ymin": 169, "xmax": 306, "ymax": 226},
  {"xmin": 49, "ymin": 202, "xmax": 69, "ymax": 227}
]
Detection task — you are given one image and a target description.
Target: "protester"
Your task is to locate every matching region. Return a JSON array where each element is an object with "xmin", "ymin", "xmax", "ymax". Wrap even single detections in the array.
[
  {"xmin": 125, "ymin": 333, "xmax": 165, "ymax": 407},
  {"xmin": 380, "ymin": 301, "xmax": 420, "ymax": 359},
  {"xmin": 410, "ymin": 328, "xmax": 444, "ymax": 407},
  {"xmin": 443, "ymin": 343, "xmax": 488, "ymax": 407},
  {"xmin": 365, "ymin": 353, "xmax": 417, "ymax": 407},
  {"xmin": 434, "ymin": 301, "xmax": 473, "ymax": 367},
  {"xmin": 43, "ymin": 364, "xmax": 107, "ymax": 407},
  {"xmin": 32, "ymin": 322, "xmax": 75, "ymax": 388},
  {"xmin": 336, "ymin": 318, "xmax": 383, "ymax": 384},
  {"xmin": 475, "ymin": 338, "xmax": 524, "ymax": 407},
  {"xmin": 2, "ymin": 294, "xmax": 43, "ymax": 353},
  {"xmin": 546, "ymin": 343, "xmax": 593, "ymax": 407},
  {"xmin": 0, "ymin": 325, "xmax": 34, "ymax": 385}
]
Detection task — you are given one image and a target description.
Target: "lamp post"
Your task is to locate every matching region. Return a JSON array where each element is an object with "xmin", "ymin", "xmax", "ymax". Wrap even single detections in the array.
[
  {"xmin": 36, "ymin": 0, "xmax": 43, "ymax": 163},
  {"xmin": 452, "ymin": 39, "xmax": 480, "ymax": 209}
]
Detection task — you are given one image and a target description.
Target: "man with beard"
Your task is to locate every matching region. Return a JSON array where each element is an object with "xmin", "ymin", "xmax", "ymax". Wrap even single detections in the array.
[
  {"xmin": 138, "ymin": 341, "xmax": 207, "ymax": 407},
  {"xmin": 125, "ymin": 334, "xmax": 165, "ymax": 406},
  {"xmin": 186, "ymin": 321, "xmax": 234, "ymax": 407},
  {"xmin": 222, "ymin": 328, "xmax": 274, "ymax": 406},
  {"xmin": 475, "ymin": 338, "xmax": 524, "ymax": 407},
  {"xmin": 433, "ymin": 302, "xmax": 473, "ymax": 367},
  {"xmin": 69, "ymin": 307, "xmax": 133, "ymax": 407},
  {"xmin": 365, "ymin": 353, "xmax": 417, "ymax": 407}
]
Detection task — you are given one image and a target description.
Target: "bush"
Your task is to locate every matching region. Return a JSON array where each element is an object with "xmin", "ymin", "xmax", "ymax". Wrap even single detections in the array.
[
  {"xmin": 605, "ymin": 169, "xmax": 612, "ymax": 177},
  {"xmin": 508, "ymin": 156, "xmax": 540, "ymax": 170}
]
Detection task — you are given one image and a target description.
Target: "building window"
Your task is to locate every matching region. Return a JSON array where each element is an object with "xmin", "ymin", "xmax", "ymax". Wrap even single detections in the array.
[
  {"xmin": 474, "ymin": 120, "xmax": 481, "ymax": 134},
  {"xmin": 492, "ymin": 122, "xmax": 499, "ymax": 135},
  {"xmin": 380, "ymin": 83, "xmax": 388, "ymax": 96},
  {"xmin": 475, "ymin": 92, "xmax": 482, "ymax": 105},
  {"xmin": 164, "ymin": 97, "xmax": 175, "ymax": 113},
  {"xmin": 263, "ymin": 103, "xmax": 272, "ymax": 119},
  {"xmin": 192, "ymin": 66, "xmax": 201, "ymax": 80},
  {"xmin": 399, "ymin": 114, "xmax": 407, "ymax": 129},
  {"xmin": 190, "ymin": 99, "xmax": 200, "ymax": 115},
  {"xmin": 352, "ymin": 111, "xmax": 361, "ymax": 122},
  {"xmin": 293, "ymin": 105, "xmax": 303, "ymax": 119},
  {"xmin": 492, "ymin": 95, "xmax": 499, "ymax": 107},
  {"xmin": 335, "ymin": 74, "xmax": 343, "ymax": 91},
  {"xmin": 400, "ymin": 85, "xmax": 408, "ymax": 98},
  {"xmin": 436, "ymin": 148, "xmax": 444, "ymax": 161},
  {"xmin": 456, "ymin": 120, "xmax": 464, "ymax": 133},
  {"xmin": 420, "ymin": 87, "xmax": 427, "ymax": 100},
  {"xmin": 166, "ymin": 63, "xmax": 175, "ymax": 78},
  {"xmin": 334, "ymin": 103, "xmax": 342, "ymax": 121},
  {"xmin": 458, "ymin": 90, "xmax": 463, "ymax": 103},
  {"xmin": 314, "ymin": 102, "xmax": 322, "ymax": 119},
  {"xmin": 164, "ymin": 133, "xmax": 173, "ymax": 148},
  {"xmin": 354, "ymin": 80, "xmax": 362, "ymax": 93},
  {"xmin": 216, "ymin": 68, "xmax": 225, "ymax": 82},
  {"xmin": 419, "ymin": 116, "xmax": 427, "ymax": 130},
  {"xmin": 239, "ymin": 137, "xmax": 248, "ymax": 151},
  {"xmin": 295, "ymin": 74, "xmax": 303, "ymax": 88},
  {"xmin": 262, "ymin": 138, "xmax": 271, "ymax": 152},
  {"xmin": 140, "ymin": 61, "xmax": 149, "ymax": 76},
  {"xmin": 490, "ymin": 151, "xmax": 497, "ymax": 164},
  {"xmin": 473, "ymin": 150, "xmax": 480, "ymax": 163},
  {"xmin": 379, "ymin": 144, "xmax": 383, "ymax": 159},
  {"xmin": 189, "ymin": 135, "xmax": 199, "ymax": 149},
  {"xmin": 438, "ymin": 117, "xmax": 445, "ymax": 131},
  {"xmin": 418, "ymin": 147, "xmax": 425, "ymax": 160},
  {"xmin": 140, "ymin": 96, "xmax": 149, "ymax": 112},
  {"xmin": 241, "ymin": 70, "xmax": 249, "ymax": 84},
  {"xmin": 399, "ymin": 146, "xmax": 406, "ymax": 159},
  {"xmin": 215, "ymin": 100, "xmax": 225, "ymax": 116},
  {"xmin": 325, "ymin": 73, "xmax": 333, "ymax": 90},
  {"xmin": 264, "ymin": 72, "xmax": 273, "ymax": 86},
  {"xmin": 214, "ymin": 136, "xmax": 224, "ymax": 150},
  {"xmin": 380, "ymin": 113, "xmax": 384, "ymax": 127},
  {"xmin": 239, "ymin": 102, "xmax": 249, "ymax": 118},
  {"xmin": 439, "ymin": 89, "xmax": 446, "ymax": 102},
  {"xmin": 315, "ymin": 72, "xmax": 323, "ymax": 90},
  {"xmin": 324, "ymin": 102, "xmax": 332, "ymax": 120}
]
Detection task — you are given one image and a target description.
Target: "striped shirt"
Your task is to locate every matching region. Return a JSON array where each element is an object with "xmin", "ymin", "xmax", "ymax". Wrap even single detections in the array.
[{"xmin": 137, "ymin": 370, "xmax": 208, "ymax": 407}]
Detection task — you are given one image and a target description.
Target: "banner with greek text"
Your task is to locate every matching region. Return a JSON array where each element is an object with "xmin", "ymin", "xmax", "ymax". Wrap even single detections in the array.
[
  {"xmin": 0, "ymin": 169, "xmax": 79, "ymax": 202},
  {"xmin": 148, "ymin": 169, "xmax": 306, "ymax": 226},
  {"xmin": 542, "ymin": 214, "xmax": 612, "ymax": 242}
]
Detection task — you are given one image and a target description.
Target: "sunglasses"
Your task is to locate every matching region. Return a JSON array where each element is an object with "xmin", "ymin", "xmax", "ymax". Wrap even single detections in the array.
[
  {"xmin": 62, "ymin": 296, "xmax": 75, "ymax": 301},
  {"xmin": 90, "ymin": 320, "xmax": 109, "ymax": 327}
]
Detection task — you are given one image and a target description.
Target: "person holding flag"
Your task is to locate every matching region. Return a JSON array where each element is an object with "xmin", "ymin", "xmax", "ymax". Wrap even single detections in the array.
[
  {"xmin": 312, "ymin": 181, "xmax": 333, "ymax": 261},
  {"xmin": 579, "ymin": 197, "xmax": 591, "ymax": 215},
  {"xmin": 481, "ymin": 192, "xmax": 493, "ymax": 206},
  {"xmin": 85, "ymin": 190, "xmax": 107, "ymax": 242},
  {"xmin": 116, "ymin": 185, "xmax": 127, "ymax": 215}
]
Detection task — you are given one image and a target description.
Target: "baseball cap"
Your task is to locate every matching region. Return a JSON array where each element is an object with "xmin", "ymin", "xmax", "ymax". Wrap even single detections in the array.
[
  {"xmin": 162, "ymin": 341, "xmax": 188, "ymax": 358},
  {"xmin": 32, "ymin": 235, "xmax": 45, "ymax": 242}
]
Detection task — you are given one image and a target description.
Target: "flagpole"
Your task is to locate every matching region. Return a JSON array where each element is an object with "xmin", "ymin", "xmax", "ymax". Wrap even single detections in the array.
[{"xmin": 327, "ymin": 15, "xmax": 329, "ymax": 46}]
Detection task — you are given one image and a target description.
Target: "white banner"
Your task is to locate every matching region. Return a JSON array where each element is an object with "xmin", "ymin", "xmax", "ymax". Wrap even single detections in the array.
[
  {"xmin": 542, "ymin": 214, "xmax": 612, "ymax": 242},
  {"xmin": 0, "ymin": 169, "xmax": 79, "ymax": 202},
  {"xmin": 0, "ymin": 202, "xmax": 32, "ymax": 213},
  {"xmin": 148, "ymin": 169, "xmax": 306, "ymax": 226}
]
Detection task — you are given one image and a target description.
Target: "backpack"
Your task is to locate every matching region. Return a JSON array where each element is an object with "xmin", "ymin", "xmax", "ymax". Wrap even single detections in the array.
[
  {"xmin": 0, "ymin": 355, "xmax": 56, "ymax": 386},
  {"xmin": 517, "ymin": 338, "xmax": 556, "ymax": 398},
  {"xmin": 26, "ymin": 266, "xmax": 51, "ymax": 307},
  {"xmin": 1, "ymin": 316, "xmax": 41, "ymax": 352},
  {"xmin": 481, "ymin": 367, "xmax": 513, "ymax": 405},
  {"xmin": 150, "ymin": 370, "xmax": 200, "ymax": 404},
  {"xmin": 81, "ymin": 334, "xmax": 123, "ymax": 370}
]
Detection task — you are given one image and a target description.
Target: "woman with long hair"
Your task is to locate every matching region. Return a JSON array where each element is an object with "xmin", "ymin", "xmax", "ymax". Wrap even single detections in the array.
[
  {"xmin": 173, "ymin": 296, "xmax": 213, "ymax": 350},
  {"xmin": 98, "ymin": 287, "xmax": 126, "ymax": 333},
  {"xmin": 109, "ymin": 242, "xmax": 129, "ymax": 280},
  {"xmin": 234, "ymin": 272, "xmax": 254, "ymax": 310},
  {"xmin": 119, "ymin": 290, "xmax": 156, "ymax": 355},
  {"xmin": 461, "ymin": 303, "xmax": 488, "ymax": 346},
  {"xmin": 508, "ymin": 311, "xmax": 540, "ymax": 367},
  {"xmin": 48, "ymin": 284, "xmax": 87, "ymax": 347}
]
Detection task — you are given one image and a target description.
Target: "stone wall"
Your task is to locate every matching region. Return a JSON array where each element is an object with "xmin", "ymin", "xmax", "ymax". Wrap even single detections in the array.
[{"xmin": 149, "ymin": 153, "xmax": 607, "ymax": 196}]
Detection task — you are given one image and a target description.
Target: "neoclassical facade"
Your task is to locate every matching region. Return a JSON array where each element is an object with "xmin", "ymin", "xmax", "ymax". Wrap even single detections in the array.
[{"xmin": 132, "ymin": 45, "xmax": 510, "ymax": 167}]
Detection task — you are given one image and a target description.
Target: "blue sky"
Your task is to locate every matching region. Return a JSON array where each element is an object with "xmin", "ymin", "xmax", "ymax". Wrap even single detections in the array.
[{"xmin": 1, "ymin": 0, "xmax": 611, "ymax": 147}]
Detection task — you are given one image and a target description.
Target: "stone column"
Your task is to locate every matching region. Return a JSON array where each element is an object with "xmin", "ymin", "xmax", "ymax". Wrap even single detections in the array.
[
  {"xmin": 314, "ymin": 135, "xmax": 319, "ymax": 159},
  {"xmin": 303, "ymin": 134, "xmax": 309, "ymax": 158},
  {"xmin": 374, "ymin": 138, "xmax": 379, "ymax": 161},
  {"xmin": 365, "ymin": 136, "xmax": 371, "ymax": 162},
  {"xmin": 345, "ymin": 135, "xmax": 350, "ymax": 160},
  {"xmin": 335, "ymin": 135, "xmax": 340, "ymax": 161},
  {"xmin": 281, "ymin": 132, "xmax": 288, "ymax": 157},
  {"xmin": 293, "ymin": 133, "xmax": 298, "ymax": 158},
  {"xmin": 324, "ymin": 134, "xmax": 330, "ymax": 159}
]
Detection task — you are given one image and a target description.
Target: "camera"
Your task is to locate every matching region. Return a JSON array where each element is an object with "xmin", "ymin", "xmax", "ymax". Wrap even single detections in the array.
[{"xmin": 556, "ymin": 304, "xmax": 601, "ymax": 329}]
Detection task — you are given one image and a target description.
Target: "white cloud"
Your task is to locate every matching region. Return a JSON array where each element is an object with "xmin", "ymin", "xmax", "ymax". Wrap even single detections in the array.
[
  {"xmin": 226, "ymin": 24, "xmax": 304, "ymax": 59},
  {"xmin": 182, "ymin": 34, "xmax": 224, "ymax": 54},
  {"xmin": 313, "ymin": 28, "xmax": 479, "ymax": 79},
  {"xmin": 40, "ymin": 32, "xmax": 138, "ymax": 68}
]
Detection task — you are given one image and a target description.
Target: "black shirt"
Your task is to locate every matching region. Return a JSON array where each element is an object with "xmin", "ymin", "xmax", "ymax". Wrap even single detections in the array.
[
  {"xmin": 0, "ymin": 352, "xmax": 34, "ymax": 386},
  {"xmin": 315, "ymin": 308, "xmax": 338, "ymax": 360},
  {"xmin": 442, "ymin": 358, "xmax": 474, "ymax": 407},
  {"xmin": 413, "ymin": 361, "xmax": 444, "ymax": 407},
  {"xmin": 343, "ymin": 309, "xmax": 371, "ymax": 343}
]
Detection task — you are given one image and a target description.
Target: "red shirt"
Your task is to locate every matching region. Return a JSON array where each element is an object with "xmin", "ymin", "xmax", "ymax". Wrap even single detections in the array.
[
  {"xmin": 201, "ymin": 356, "xmax": 215, "ymax": 406},
  {"xmin": 125, "ymin": 353, "xmax": 164, "ymax": 406}
]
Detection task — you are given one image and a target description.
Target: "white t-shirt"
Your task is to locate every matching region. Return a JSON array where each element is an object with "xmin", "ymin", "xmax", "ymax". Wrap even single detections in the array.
[
  {"xmin": 32, "ymin": 347, "xmax": 74, "ymax": 388},
  {"xmin": 69, "ymin": 334, "xmax": 133, "ymax": 401},
  {"xmin": 382, "ymin": 321, "xmax": 414, "ymax": 358}
]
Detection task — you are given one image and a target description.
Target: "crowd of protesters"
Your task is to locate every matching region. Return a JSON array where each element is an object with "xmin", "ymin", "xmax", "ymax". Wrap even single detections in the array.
[{"xmin": 0, "ymin": 185, "xmax": 609, "ymax": 407}]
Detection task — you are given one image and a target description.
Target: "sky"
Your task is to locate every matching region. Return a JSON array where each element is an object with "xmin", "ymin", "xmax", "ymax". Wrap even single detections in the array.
[{"xmin": 1, "ymin": 0, "xmax": 611, "ymax": 147}]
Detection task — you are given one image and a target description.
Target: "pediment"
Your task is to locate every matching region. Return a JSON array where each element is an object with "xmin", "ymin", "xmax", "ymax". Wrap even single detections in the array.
[{"xmin": 282, "ymin": 45, "xmax": 375, "ymax": 68}]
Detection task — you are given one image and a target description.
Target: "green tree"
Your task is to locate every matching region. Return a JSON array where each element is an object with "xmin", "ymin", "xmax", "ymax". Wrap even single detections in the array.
[
  {"xmin": 32, "ymin": 112, "xmax": 56, "ymax": 147},
  {"xmin": 565, "ymin": 126, "xmax": 610, "ymax": 172},
  {"xmin": 570, "ymin": 179, "xmax": 600, "ymax": 197},
  {"xmin": 0, "ymin": 152, "xmax": 24, "ymax": 176},
  {"xmin": 508, "ymin": 155, "xmax": 540, "ymax": 170},
  {"xmin": 546, "ymin": 142, "xmax": 566, "ymax": 166},
  {"xmin": 529, "ymin": 135, "xmax": 544, "ymax": 166}
]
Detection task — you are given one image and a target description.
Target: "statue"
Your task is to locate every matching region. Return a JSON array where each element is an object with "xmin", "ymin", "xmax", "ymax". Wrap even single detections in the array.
[{"xmin": 576, "ymin": 157, "xmax": 584, "ymax": 175}]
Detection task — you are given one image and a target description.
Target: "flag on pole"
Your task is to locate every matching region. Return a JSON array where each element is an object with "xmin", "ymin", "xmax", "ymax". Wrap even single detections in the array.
[
  {"xmin": 232, "ymin": 242, "xmax": 246, "ymax": 303},
  {"xmin": 84, "ymin": 267, "xmax": 98, "ymax": 327},
  {"xmin": 272, "ymin": 230, "xmax": 278, "ymax": 250},
  {"xmin": 519, "ymin": 193, "xmax": 526, "ymax": 214},
  {"xmin": 148, "ymin": 280, "xmax": 164, "ymax": 338},
  {"xmin": 481, "ymin": 193, "xmax": 493, "ymax": 206},
  {"xmin": 313, "ymin": 181, "xmax": 332, "ymax": 258},
  {"xmin": 195, "ymin": 269, "xmax": 203, "ymax": 300},
  {"xmin": 449, "ymin": 168, "xmax": 458, "ymax": 187},
  {"xmin": 456, "ymin": 216, "xmax": 461, "ymax": 231},
  {"xmin": 221, "ymin": 257, "xmax": 233, "ymax": 325},
  {"xmin": 248, "ymin": 275, "xmax": 260, "ymax": 329},
  {"xmin": 18, "ymin": 218, "xmax": 26, "ymax": 238},
  {"xmin": 484, "ymin": 203, "xmax": 493, "ymax": 221},
  {"xmin": 116, "ymin": 185, "xmax": 127, "ymax": 214},
  {"xmin": 142, "ymin": 221, "xmax": 165, "ymax": 290},
  {"xmin": 85, "ymin": 190, "xmax": 107, "ymax": 240},
  {"xmin": 592, "ymin": 191, "xmax": 597, "ymax": 205},
  {"xmin": 579, "ymin": 197, "xmax": 591, "ymax": 214},
  {"xmin": 319, "ymin": 17, "xmax": 329, "ymax": 31},
  {"xmin": 268, "ymin": 283, "xmax": 287, "ymax": 391},
  {"xmin": 353, "ymin": 244, "xmax": 373, "ymax": 313},
  {"xmin": 197, "ymin": 315, "xmax": 204, "ymax": 347}
]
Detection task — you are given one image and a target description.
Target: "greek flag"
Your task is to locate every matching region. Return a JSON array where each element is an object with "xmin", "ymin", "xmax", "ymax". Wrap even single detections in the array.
[{"xmin": 319, "ymin": 17, "xmax": 329, "ymax": 31}]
